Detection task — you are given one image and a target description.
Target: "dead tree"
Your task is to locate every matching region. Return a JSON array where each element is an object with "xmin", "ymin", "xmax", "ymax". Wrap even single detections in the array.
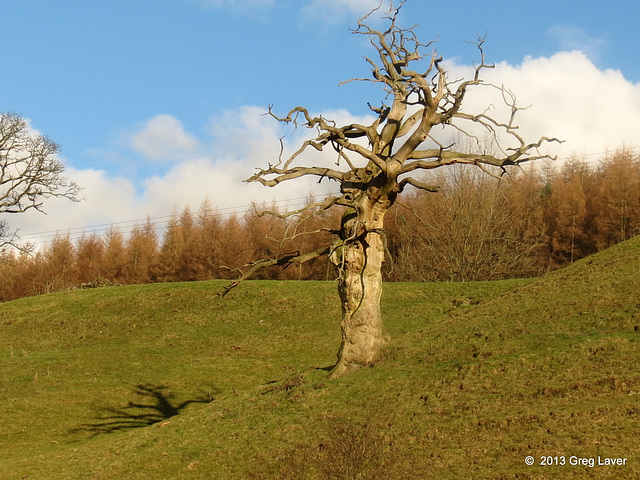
[
  {"xmin": 0, "ymin": 112, "xmax": 80, "ymax": 252},
  {"xmin": 230, "ymin": 2, "xmax": 560, "ymax": 378}
]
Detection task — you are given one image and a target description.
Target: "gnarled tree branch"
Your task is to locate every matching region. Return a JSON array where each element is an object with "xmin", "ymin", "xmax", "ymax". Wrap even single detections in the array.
[
  {"xmin": 219, "ymin": 245, "xmax": 332, "ymax": 297},
  {"xmin": 1, "ymin": 112, "xmax": 81, "ymax": 251}
]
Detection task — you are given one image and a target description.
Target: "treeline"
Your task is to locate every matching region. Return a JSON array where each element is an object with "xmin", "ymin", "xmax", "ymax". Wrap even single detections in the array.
[
  {"xmin": 0, "ymin": 196, "xmax": 337, "ymax": 301},
  {"xmin": 1, "ymin": 150, "xmax": 639, "ymax": 301},
  {"xmin": 386, "ymin": 149, "xmax": 640, "ymax": 281}
]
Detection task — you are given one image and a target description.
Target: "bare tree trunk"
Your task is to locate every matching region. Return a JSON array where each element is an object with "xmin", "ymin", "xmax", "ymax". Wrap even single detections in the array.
[{"xmin": 329, "ymin": 197, "xmax": 390, "ymax": 378}]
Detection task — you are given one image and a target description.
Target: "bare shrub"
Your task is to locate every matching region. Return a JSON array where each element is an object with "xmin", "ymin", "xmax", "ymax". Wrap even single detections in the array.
[{"xmin": 249, "ymin": 416, "xmax": 418, "ymax": 480}]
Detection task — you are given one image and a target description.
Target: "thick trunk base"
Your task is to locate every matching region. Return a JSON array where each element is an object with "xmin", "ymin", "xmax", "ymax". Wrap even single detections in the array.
[{"xmin": 329, "ymin": 226, "xmax": 388, "ymax": 379}]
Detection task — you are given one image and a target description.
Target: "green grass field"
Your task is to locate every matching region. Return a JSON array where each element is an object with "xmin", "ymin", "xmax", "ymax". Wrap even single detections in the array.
[{"xmin": 2, "ymin": 237, "xmax": 640, "ymax": 479}]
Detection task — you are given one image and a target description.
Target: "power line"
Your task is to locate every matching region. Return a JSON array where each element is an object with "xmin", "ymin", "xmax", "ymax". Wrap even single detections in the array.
[
  {"xmin": 18, "ymin": 194, "xmax": 330, "ymax": 248},
  {"xmin": 22, "ymin": 194, "xmax": 324, "ymax": 239},
  {"xmin": 523, "ymin": 145, "xmax": 640, "ymax": 171},
  {"xmin": 17, "ymin": 145, "xmax": 640, "ymax": 249}
]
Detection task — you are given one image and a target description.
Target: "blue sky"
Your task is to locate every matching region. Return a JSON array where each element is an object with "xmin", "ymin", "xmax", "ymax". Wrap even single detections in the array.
[{"xmin": 2, "ymin": 0, "xmax": 640, "ymax": 246}]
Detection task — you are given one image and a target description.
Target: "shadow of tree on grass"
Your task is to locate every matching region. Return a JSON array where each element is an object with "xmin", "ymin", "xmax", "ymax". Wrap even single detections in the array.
[{"xmin": 73, "ymin": 383, "xmax": 216, "ymax": 437}]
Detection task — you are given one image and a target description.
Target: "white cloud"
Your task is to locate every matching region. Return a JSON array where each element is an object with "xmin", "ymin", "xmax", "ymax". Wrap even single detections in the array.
[
  {"xmin": 141, "ymin": 156, "xmax": 288, "ymax": 214},
  {"xmin": 474, "ymin": 51, "xmax": 640, "ymax": 159},
  {"xmin": 206, "ymin": 106, "xmax": 284, "ymax": 164},
  {"xmin": 546, "ymin": 24, "xmax": 607, "ymax": 62},
  {"xmin": 129, "ymin": 114, "xmax": 200, "ymax": 161},
  {"xmin": 9, "ymin": 167, "xmax": 143, "ymax": 248},
  {"xmin": 139, "ymin": 106, "xmax": 376, "ymax": 214},
  {"xmin": 206, "ymin": 105, "xmax": 374, "ymax": 170},
  {"xmin": 430, "ymin": 51, "xmax": 640, "ymax": 164}
]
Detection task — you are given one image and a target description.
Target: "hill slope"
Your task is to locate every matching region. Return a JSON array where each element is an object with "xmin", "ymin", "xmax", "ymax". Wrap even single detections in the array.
[{"xmin": 1, "ymin": 237, "xmax": 639, "ymax": 479}]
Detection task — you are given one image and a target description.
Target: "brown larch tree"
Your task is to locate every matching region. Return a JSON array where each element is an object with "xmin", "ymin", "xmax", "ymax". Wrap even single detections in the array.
[
  {"xmin": 546, "ymin": 158, "xmax": 591, "ymax": 266},
  {"xmin": 192, "ymin": 197, "xmax": 222, "ymax": 280},
  {"xmin": 44, "ymin": 234, "xmax": 77, "ymax": 292},
  {"xmin": 124, "ymin": 218, "xmax": 159, "ymax": 284},
  {"xmin": 103, "ymin": 228, "xmax": 127, "ymax": 284},
  {"xmin": 75, "ymin": 234, "xmax": 105, "ymax": 285},
  {"xmin": 593, "ymin": 151, "xmax": 640, "ymax": 247}
]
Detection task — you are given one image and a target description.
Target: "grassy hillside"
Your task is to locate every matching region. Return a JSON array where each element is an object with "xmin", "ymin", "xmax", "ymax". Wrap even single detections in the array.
[{"xmin": 1, "ymin": 237, "xmax": 639, "ymax": 479}]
